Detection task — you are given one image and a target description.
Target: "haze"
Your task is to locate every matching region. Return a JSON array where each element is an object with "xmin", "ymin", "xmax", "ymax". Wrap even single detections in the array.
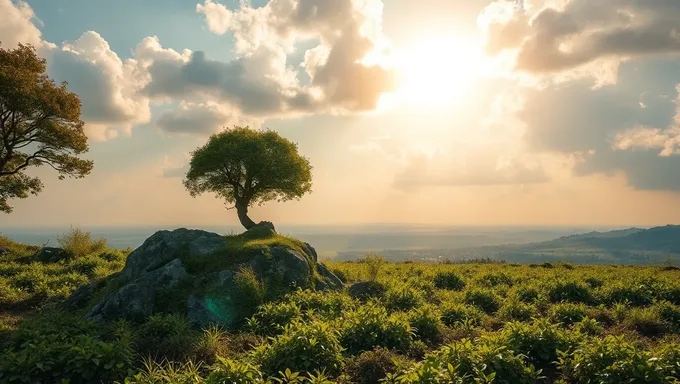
[{"xmin": 2, "ymin": 0, "xmax": 680, "ymax": 228}]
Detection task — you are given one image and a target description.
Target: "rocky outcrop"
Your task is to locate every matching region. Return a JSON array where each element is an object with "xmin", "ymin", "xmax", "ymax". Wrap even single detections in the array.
[
  {"xmin": 121, "ymin": 228, "xmax": 225, "ymax": 282},
  {"xmin": 85, "ymin": 259, "xmax": 189, "ymax": 321},
  {"xmin": 80, "ymin": 222, "xmax": 344, "ymax": 328}
]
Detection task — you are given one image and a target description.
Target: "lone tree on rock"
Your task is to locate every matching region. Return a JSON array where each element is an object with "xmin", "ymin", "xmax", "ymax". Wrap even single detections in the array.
[
  {"xmin": 0, "ymin": 43, "xmax": 93, "ymax": 213},
  {"xmin": 184, "ymin": 126, "xmax": 312, "ymax": 229}
]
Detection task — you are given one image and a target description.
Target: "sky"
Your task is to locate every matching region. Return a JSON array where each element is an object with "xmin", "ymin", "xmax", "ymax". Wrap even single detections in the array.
[{"xmin": 2, "ymin": 0, "xmax": 680, "ymax": 228}]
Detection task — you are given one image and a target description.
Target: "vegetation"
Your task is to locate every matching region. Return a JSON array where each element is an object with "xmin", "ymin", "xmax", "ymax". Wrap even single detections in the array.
[
  {"xmin": 4, "ymin": 231, "xmax": 680, "ymax": 383},
  {"xmin": 0, "ymin": 43, "xmax": 93, "ymax": 213},
  {"xmin": 184, "ymin": 126, "xmax": 313, "ymax": 229}
]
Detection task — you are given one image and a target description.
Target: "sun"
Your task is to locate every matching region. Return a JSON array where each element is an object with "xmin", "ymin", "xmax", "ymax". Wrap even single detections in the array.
[{"xmin": 385, "ymin": 35, "xmax": 487, "ymax": 109}]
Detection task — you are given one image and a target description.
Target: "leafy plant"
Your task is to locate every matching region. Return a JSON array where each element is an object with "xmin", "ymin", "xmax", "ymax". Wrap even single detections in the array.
[{"xmin": 433, "ymin": 271, "xmax": 465, "ymax": 291}]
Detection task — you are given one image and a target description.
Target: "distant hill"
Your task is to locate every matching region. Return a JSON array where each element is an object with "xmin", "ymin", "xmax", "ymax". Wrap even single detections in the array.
[{"xmin": 334, "ymin": 225, "xmax": 680, "ymax": 265}]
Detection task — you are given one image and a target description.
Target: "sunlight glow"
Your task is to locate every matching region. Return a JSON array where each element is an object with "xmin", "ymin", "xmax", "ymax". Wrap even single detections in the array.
[{"xmin": 385, "ymin": 35, "xmax": 488, "ymax": 109}]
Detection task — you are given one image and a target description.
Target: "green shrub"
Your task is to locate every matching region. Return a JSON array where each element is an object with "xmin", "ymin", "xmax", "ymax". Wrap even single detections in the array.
[
  {"xmin": 124, "ymin": 358, "xmax": 203, "ymax": 384},
  {"xmin": 547, "ymin": 280, "xmax": 593, "ymax": 304},
  {"xmin": 551, "ymin": 303, "xmax": 588, "ymax": 326},
  {"xmin": 0, "ymin": 316, "xmax": 132, "ymax": 383},
  {"xmin": 656, "ymin": 301, "xmax": 680, "ymax": 330},
  {"xmin": 248, "ymin": 302, "xmax": 302, "ymax": 336},
  {"xmin": 407, "ymin": 304, "xmax": 443, "ymax": 345},
  {"xmin": 477, "ymin": 271, "xmax": 513, "ymax": 287},
  {"xmin": 206, "ymin": 356, "xmax": 265, "ymax": 384},
  {"xmin": 285, "ymin": 289, "xmax": 355, "ymax": 317},
  {"xmin": 230, "ymin": 266, "xmax": 266, "ymax": 326},
  {"xmin": 559, "ymin": 335, "xmax": 672, "ymax": 383},
  {"xmin": 360, "ymin": 253, "xmax": 385, "ymax": 282},
  {"xmin": 433, "ymin": 271, "xmax": 465, "ymax": 291},
  {"xmin": 584, "ymin": 276, "xmax": 603, "ymax": 289},
  {"xmin": 135, "ymin": 314, "xmax": 196, "ymax": 360},
  {"xmin": 498, "ymin": 300, "xmax": 536, "ymax": 322},
  {"xmin": 349, "ymin": 281, "xmax": 387, "ymax": 302},
  {"xmin": 340, "ymin": 303, "xmax": 413, "ymax": 354},
  {"xmin": 514, "ymin": 286, "xmax": 540, "ymax": 303},
  {"xmin": 623, "ymin": 307, "xmax": 669, "ymax": 338},
  {"xmin": 57, "ymin": 227, "xmax": 108, "ymax": 259},
  {"xmin": 572, "ymin": 317, "xmax": 604, "ymax": 336},
  {"xmin": 194, "ymin": 326, "xmax": 228, "ymax": 364},
  {"xmin": 464, "ymin": 288, "xmax": 500, "ymax": 314},
  {"xmin": 384, "ymin": 285, "xmax": 425, "ymax": 312},
  {"xmin": 502, "ymin": 318, "xmax": 580, "ymax": 371},
  {"xmin": 345, "ymin": 348, "xmax": 405, "ymax": 384},
  {"xmin": 253, "ymin": 321, "xmax": 343, "ymax": 377},
  {"xmin": 440, "ymin": 302, "xmax": 484, "ymax": 327},
  {"xmin": 598, "ymin": 284, "xmax": 654, "ymax": 307},
  {"xmin": 386, "ymin": 339, "xmax": 542, "ymax": 384}
]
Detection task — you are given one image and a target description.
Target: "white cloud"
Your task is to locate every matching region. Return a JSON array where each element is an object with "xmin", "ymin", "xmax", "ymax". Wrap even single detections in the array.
[
  {"xmin": 157, "ymin": 101, "xmax": 259, "ymax": 135},
  {"xmin": 47, "ymin": 31, "xmax": 152, "ymax": 139},
  {"xmin": 0, "ymin": 0, "xmax": 44, "ymax": 49},
  {"xmin": 479, "ymin": 0, "xmax": 680, "ymax": 82}
]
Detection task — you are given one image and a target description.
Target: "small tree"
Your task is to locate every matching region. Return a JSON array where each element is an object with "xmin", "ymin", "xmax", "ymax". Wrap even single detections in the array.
[
  {"xmin": 0, "ymin": 43, "xmax": 93, "ymax": 213},
  {"xmin": 184, "ymin": 126, "xmax": 312, "ymax": 229}
]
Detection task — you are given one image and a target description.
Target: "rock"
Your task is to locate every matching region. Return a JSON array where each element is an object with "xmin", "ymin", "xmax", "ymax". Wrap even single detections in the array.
[
  {"xmin": 0, "ymin": 248, "xmax": 8, "ymax": 256},
  {"xmin": 243, "ymin": 221, "xmax": 277, "ymax": 239},
  {"xmin": 85, "ymin": 259, "xmax": 188, "ymax": 321},
  {"xmin": 271, "ymin": 246, "xmax": 311, "ymax": 287},
  {"xmin": 316, "ymin": 263, "xmax": 344, "ymax": 290},
  {"xmin": 349, "ymin": 281, "xmax": 387, "ymax": 301},
  {"xmin": 121, "ymin": 228, "xmax": 225, "ymax": 282},
  {"xmin": 33, "ymin": 247, "xmax": 69, "ymax": 262},
  {"xmin": 81, "ymin": 226, "xmax": 345, "ymax": 327},
  {"xmin": 187, "ymin": 294, "xmax": 225, "ymax": 328},
  {"xmin": 302, "ymin": 243, "xmax": 318, "ymax": 262},
  {"xmin": 65, "ymin": 277, "xmax": 111, "ymax": 309}
]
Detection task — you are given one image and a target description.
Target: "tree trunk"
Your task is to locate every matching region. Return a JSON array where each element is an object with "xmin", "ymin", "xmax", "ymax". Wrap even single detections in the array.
[{"xmin": 235, "ymin": 200, "xmax": 256, "ymax": 229}]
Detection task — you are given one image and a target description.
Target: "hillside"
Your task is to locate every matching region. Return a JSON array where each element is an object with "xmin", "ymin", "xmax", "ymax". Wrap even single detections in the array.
[{"xmin": 335, "ymin": 225, "xmax": 680, "ymax": 264}]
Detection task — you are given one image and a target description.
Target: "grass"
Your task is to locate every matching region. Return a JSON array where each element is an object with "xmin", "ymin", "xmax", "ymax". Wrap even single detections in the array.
[{"xmin": 3, "ymin": 231, "xmax": 680, "ymax": 383}]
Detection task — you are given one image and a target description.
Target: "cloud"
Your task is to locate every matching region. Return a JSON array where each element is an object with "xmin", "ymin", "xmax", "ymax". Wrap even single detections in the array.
[
  {"xmin": 480, "ymin": 0, "xmax": 680, "ymax": 78},
  {"xmin": 47, "ymin": 31, "xmax": 152, "ymax": 139},
  {"xmin": 515, "ymin": 56, "xmax": 680, "ymax": 191},
  {"xmin": 193, "ymin": 0, "xmax": 397, "ymax": 113},
  {"xmin": 0, "ymin": 0, "xmax": 44, "ymax": 49},
  {"xmin": 156, "ymin": 101, "xmax": 258, "ymax": 135}
]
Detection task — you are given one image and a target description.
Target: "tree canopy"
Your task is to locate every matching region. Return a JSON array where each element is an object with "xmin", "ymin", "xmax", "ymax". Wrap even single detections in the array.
[
  {"xmin": 0, "ymin": 43, "xmax": 93, "ymax": 213},
  {"xmin": 184, "ymin": 126, "xmax": 312, "ymax": 229}
]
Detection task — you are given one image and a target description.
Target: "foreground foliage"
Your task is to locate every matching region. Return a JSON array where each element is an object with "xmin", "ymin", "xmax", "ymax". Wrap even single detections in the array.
[{"xmin": 3, "ymin": 239, "xmax": 680, "ymax": 383}]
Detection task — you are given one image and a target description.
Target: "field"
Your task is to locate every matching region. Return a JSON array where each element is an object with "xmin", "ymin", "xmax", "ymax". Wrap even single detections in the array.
[{"xmin": 2, "ymin": 232, "xmax": 680, "ymax": 383}]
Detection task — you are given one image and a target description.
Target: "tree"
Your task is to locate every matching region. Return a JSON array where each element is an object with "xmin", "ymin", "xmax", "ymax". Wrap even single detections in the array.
[
  {"xmin": 0, "ymin": 43, "xmax": 93, "ymax": 213},
  {"xmin": 184, "ymin": 126, "xmax": 313, "ymax": 229}
]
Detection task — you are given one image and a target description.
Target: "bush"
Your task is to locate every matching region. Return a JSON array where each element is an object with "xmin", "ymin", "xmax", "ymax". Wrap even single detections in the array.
[
  {"xmin": 345, "ymin": 348, "xmax": 405, "ymax": 384},
  {"xmin": 360, "ymin": 253, "xmax": 385, "ymax": 282},
  {"xmin": 135, "ymin": 314, "xmax": 196, "ymax": 360},
  {"xmin": 502, "ymin": 318, "xmax": 580, "ymax": 371},
  {"xmin": 559, "ymin": 335, "xmax": 672, "ymax": 383},
  {"xmin": 206, "ymin": 356, "xmax": 265, "ymax": 384},
  {"xmin": 464, "ymin": 288, "xmax": 500, "ymax": 314},
  {"xmin": 407, "ymin": 305, "xmax": 443, "ymax": 345},
  {"xmin": 432, "ymin": 271, "xmax": 465, "ymax": 291},
  {"xmin": 547, "ymin": 280, "xmax": 593, "ymax": 304},
  {"xmin": 656, "ymin": 301, "xmax": 680, "ymax": 330},
  {"xmin": 551, "ymin": 303, "xmax": 588, "ymax": 326},
  {"xmin": 477, "ymin": 271, "xmax": 513, "ymax": 287},
  {"xmin": 598, "ymin": 284, "xmax": 654, "ymax": 307},
  {"xmin": 194, "ymin": 326, "xmax": 228, "ymax": 364},
  {"xmin": 623, "ymin": 307, "xmax": 669, "ymax": 338},
  {"xmin": 386, "ymin": 339, "xmax": 542, "ymax": 384},
  {"xmin": 440, "ymin": 302, "xmax": 484, "ymax": 327},
  {"xmin": 231, "ymin": 266, "xmax": 266, "ymax": 326},
  {"xmin": 0, "ymin": 316, "xmax": 132, "ymax": 383},
  {"xmin": 125, "ymin": 358, "xmax": 203, "ymax": 384},
  {"xmin": 514, "ymin": 286, "xmax": 540, "ymax": 303},
  {"xmin": 498, "ymin": 300, "xmax": 536, "ymax": 322},
  {"xmin": 384, "ymin": 285, "xmax": 425, "ymax": 312},
  {"xmin": 248, "ymin": 302, "xmax": 302, "ymax": 336},
  {"xmin": 349, "ymin": 281, "xmax": 387, "ymax": 302},
  {"xmin": 252, "ymin": 321, "xmax": 343, "ymax": 377},
  {"xmin": 57, "ymin": 227, "xmax": 108, "ymax": 259},
  {"xmin": 340, "ymin": 303, "xmax": 413, "ymax": 354},
  {"xmin": 285, "ymin": 289, "xmax": 355, "ymax": 318}
]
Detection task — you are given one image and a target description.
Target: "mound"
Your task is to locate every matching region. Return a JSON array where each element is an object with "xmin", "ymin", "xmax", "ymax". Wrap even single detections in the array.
[{"xmin": 77, "ymin": 222, "xmax": 343, "ymax": 328}]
